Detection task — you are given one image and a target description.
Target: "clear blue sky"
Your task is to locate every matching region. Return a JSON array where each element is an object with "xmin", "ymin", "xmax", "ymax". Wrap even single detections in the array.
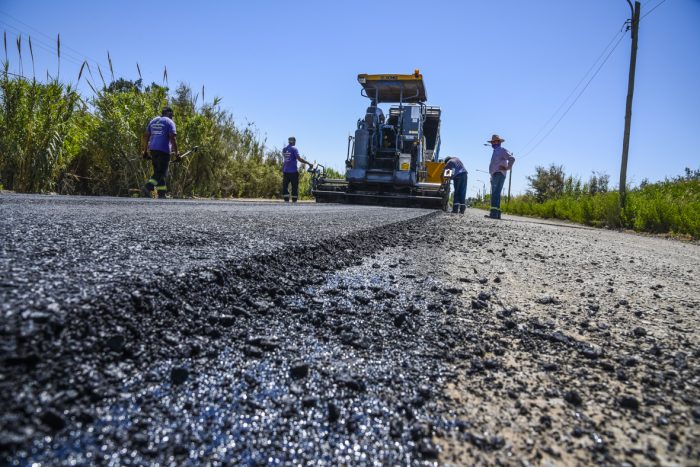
[{"xmin": 2, "ymin": 0, "xmax": 698, "ymax": 197}]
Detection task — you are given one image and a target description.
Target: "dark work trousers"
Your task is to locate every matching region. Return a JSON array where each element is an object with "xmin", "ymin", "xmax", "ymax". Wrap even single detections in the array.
[
  {"xmin": 282, "ymin": 171, "xmax": 299, "ymax": 202},
  {"xmin": 452, "ymin": 172, "xmax": 468, "ymax": 214},
  {"xmin": 490, "ymin": 172, "xmax": 506, "ymax": 219},
  {"xmin": 145, "ymin": 150, "xmax": 171, "ymax": 199}
]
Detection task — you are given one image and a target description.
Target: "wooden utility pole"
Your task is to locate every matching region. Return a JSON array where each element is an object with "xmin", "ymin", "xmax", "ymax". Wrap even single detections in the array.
[
  {"xmin": 619, "ymin": 0, "xmax": 640, "ymax": 208},
  {"xmin": 507, "ymin": 167, "xmax": 512, "ymax": 205}
]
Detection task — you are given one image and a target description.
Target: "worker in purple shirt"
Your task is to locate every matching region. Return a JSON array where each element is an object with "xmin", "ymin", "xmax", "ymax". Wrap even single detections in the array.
[
  {"xmin": 443, "ymin": 156, "xmax": 468, "ymax": 214},
  {"xmin": 486, "ymin": 134, "xmax": 515, "ymax": 219},
  {"xmin": 282, "ymin": 136, "xmax": 313, "ymax": 203},
  {"xmin": 141, "ymin": 106, "xmax": 179, "ymax": 199}
]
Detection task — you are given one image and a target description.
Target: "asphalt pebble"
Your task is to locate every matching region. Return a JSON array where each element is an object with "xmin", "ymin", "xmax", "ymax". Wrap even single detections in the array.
[
  {"xmin": 170, "ymin": 367, "xmax": 190, "ymax": 385},
  {"xmin": 40, "ymin": 410, "xmax": 66, "ymax": 432},
  {"xmin": 290, "ymin": 361, "xmax": 310, "ymax": 379},
  {"xmin": 619, "ymin": 395, "xmax": 640, "ymax": 411},
  {"xmin": 564, "ymin": 390, "xmax": 583, "ymax": 406},
  {"xmin": 327, "ymin": 402, "xmax": 341, "ymax": 423}
]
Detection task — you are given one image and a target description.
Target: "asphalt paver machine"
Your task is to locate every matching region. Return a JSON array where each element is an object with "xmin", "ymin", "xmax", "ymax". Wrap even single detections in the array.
[{"xmin": 311, "ymin": 71, "xmax": 451, "ymax": 210}]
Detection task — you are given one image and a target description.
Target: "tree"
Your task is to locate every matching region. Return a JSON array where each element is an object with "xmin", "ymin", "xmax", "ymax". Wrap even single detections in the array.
[
  {"xmin": 563, "ymin": 175, "xmax": 583, "ymax": 196},
  {"xmin": 586, "ymin": 171, "xmax": 609, "ymax": 195},
  {"xmin": 527, "ymin": 164, "xmax": 565, "ymax": 202},
  {"xmin": 683, "ymin": 167, "xmax": 700, "ymax": 181},
  {"xmin": 106, "ymin": 78, "xmax": 143, "ymax": 94}
]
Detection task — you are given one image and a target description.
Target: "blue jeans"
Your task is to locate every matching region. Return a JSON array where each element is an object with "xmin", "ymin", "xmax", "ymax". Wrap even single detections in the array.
[
  {"xmin": 490, "ymin": 172, "xmax": 506, "ymax": 218},
  {"xmin": 452, "ymin": 172, "xmax": 467, "ymax": 213}
]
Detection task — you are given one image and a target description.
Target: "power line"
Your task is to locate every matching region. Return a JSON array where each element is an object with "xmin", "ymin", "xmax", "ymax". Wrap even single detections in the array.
[
  {"xmin": 0, "ymin": 22, "xmax": 83, "ymax": 67},
  {"xmin": 516, "ymin": 1, "xmax": 665, "ymax": 163},
  {"xmin": 0, "ymin": 9, "xmax": 108, "ymax": 70},
  {"xmin": 517, "ymin": 24, "xmax": 627, "ymax": 156},
  {"xmin": 519, "ymin": 30, "xmax": 627, "ymax": 160},
  {"xmin": 641, "ymin": 0, "xmax": 666, "ymax": 20},
  {"xmin": 0, "ymin": 10, "xmax": 118, "ymax": 88},
  {"xmin": 0, "ymin": 14, "xmax": 167, "ymax": 90},
  {"xmin": 0, "ymin": 22, "xmax": 91, "ymax": 74}
]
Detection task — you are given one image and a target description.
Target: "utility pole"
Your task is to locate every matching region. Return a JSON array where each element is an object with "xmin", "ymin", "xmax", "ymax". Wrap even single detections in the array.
[
  {"xmin": 619, "ymin": 0, "xmax": 640, "ymax": 208},
  {"xmin": 507, "ymin": 167, "xmax": 512, "ymax": 205}
]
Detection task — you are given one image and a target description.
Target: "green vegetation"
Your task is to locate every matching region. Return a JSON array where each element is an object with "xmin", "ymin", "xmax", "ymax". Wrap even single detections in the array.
[
  {"xmin": 474, "ymin": 166, "xmax": 700, "ymax": 239},
  {"xmin": 0, "ymin": 74, "xmax": 81, "ymax": 193},
  {"xmin": 0, "ymin": 52, "xmax": 329, "ymax": 198}
]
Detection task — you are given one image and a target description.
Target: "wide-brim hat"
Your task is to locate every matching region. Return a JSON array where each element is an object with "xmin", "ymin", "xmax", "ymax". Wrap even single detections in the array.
[{"xmin": 487, "ymin": 134, "xmax": 505, "ymax": 143}]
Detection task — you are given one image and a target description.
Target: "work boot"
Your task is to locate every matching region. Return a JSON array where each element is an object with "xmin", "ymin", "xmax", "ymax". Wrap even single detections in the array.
[{"xmin": 141, "ymin": 185, "xmax": 153, "ymax": 198}]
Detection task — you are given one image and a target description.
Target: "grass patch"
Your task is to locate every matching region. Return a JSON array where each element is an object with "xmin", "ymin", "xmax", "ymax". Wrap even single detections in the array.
[{"xmin": 474, "ymin": 178, "xmax": 700, "ymax": 239}]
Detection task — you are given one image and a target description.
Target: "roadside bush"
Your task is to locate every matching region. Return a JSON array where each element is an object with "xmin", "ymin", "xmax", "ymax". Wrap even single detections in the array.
[
  {"xmin": 475, "ymin": 175, "xmax": 699, "ymax": 238},
  {"xmin": 624, "ymin": 179, "xmax": 699, "ymax": 236}
]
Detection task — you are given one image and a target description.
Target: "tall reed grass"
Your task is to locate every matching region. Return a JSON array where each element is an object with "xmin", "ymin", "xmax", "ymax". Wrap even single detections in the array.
[
  {"xmin": 0, "ymin": 68, "xmax": 81, "ymax": 192},
  {"xmin": 0, "ymin": 44, "xmax": 295, "ymax": 198}
]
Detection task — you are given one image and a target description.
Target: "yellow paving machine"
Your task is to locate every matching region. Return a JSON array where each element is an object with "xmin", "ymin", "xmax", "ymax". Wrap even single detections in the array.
[{"xmin": 311, "ymin": 71, "xmax": 451, "ymax": 210}]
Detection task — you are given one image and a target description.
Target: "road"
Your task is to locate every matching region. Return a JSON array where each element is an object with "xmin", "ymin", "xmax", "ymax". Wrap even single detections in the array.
[{"xmin": 1, "ymin": 194, "xmax": 698, "ymax": 465}]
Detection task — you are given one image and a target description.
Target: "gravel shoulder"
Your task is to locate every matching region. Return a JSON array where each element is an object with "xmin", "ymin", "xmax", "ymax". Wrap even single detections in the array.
[{"xmin": 429, "ymin": 210, "xmax": 699, "ymax": 465}]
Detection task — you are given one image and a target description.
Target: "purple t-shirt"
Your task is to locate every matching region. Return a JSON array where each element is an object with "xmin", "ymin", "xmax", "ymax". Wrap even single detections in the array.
[
  {"xmin": 147, "ymin": 116, "xmax": 177, "ymax": 154},
  {"xmin": 283, "ymin": 145, "xmax": 300, "ymax": 173},
  {"xmin": 445, "ymin": 157, "xmax": 467, "ymax": 177}
]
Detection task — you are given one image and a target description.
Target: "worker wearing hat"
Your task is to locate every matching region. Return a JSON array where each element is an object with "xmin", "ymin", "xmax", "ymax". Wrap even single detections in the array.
[
  {"xmin": 141, "ymin": 106, "xmax": 179, "ymax": 199},
  {"xmin": 443, "ymin": 156, "xmax": 468, "ymax": 214},
  {"xmin": 486, "ymin": 134, "xmax": 515, "ymax": 219},
  {"xmin": 282, "ymin": 136, "xmax": 313, "ymax": 203}
]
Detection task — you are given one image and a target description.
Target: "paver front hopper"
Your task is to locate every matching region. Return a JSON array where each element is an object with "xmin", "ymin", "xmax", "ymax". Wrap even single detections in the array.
[{"xmin": 312, "ymin": 71, "xmax": 451, "ymax": 210}]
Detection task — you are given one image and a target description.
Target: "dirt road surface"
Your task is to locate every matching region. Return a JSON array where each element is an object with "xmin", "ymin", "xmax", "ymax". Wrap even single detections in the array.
[{"xmin": 1, "ymin": 194, "xmax": 698, "ymax": 465}]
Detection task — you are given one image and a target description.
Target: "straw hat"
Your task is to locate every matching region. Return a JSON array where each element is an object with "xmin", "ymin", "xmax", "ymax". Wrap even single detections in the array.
[{"xmin": 487, "ymin": 134, "xmax": 505, "ymax": 144}]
